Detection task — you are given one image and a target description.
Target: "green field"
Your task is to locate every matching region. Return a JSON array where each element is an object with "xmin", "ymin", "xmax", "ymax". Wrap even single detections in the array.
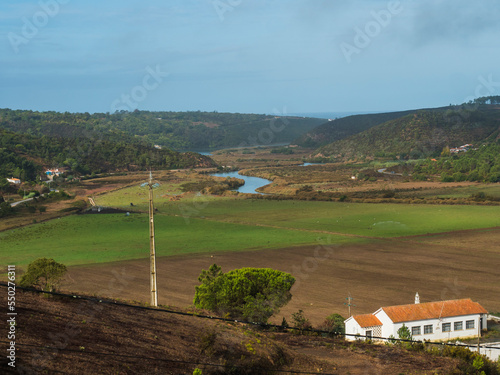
[
  {"xmin": 1, "ymin": 213, "xmax": 356, "ymax": 269},
  {"xmin": 165, "ymin": 199, "xmax": 500, "ymax": 237},
  {"xmin": 2, "ymin": 198, "xmax": 499, "ymax": 270}
]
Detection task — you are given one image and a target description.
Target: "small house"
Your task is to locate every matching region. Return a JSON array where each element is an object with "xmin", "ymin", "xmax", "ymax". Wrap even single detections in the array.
[
  {"xmin": 345, "ymin": 296, "xmax": 488, "ymax": 342},
  {"xmin": 7, "ymin": 178, "xmax": 21, "ymax": 184},
  {"xmin": 45, "ymin": 169, "xmax": 63, "ymax": 180}
]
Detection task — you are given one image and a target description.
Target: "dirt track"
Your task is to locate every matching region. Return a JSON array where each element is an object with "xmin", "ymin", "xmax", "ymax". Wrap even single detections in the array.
[{"xmin": 63, "ymin": 228, "xmax": 500, "ymax": 325}]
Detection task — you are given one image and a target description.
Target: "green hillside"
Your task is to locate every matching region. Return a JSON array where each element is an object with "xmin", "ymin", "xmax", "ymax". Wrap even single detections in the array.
[
  {"xmin": 293, "ymin": 109, "xmax": 417, "ymax": 148},
  {"xmin": 314, "ymin": 104, "xmax": 500, "ymax": 160},
  {"xmin": 0, "ymin": 127, "xmax": 214, "ymax": 184},
  {"xmin": 413, "ymin": 142, "xmax": 500, "ymax": 182},
  {"xmin": 0, "ymin": 109, "xmax": 325, "ymax": 151}
]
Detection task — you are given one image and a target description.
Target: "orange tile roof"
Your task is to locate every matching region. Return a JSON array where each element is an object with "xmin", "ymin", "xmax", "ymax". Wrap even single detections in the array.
[
  {"xmin": 353, "ymin": 313, "xmax": 382, "ymax": 327},
  {"xmin": 381, "ymin": 299, "xmax": 487, "ymax": 323}
]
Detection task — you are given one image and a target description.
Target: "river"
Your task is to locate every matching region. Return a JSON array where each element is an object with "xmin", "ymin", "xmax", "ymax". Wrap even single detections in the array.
[{"xmin": 211, "ymin": 171, "xmax": 271, "ymax": 194}]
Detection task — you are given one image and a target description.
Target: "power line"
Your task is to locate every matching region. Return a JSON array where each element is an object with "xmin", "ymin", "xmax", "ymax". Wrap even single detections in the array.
[{"xmin": 2, "ymin": 283, "xmax": 499, "ymax": 350}]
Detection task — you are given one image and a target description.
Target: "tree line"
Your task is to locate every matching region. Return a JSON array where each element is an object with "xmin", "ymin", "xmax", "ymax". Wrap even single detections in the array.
[{"xmin": 0, "ymin": 108, "xmax": 323, "ymax": 151}]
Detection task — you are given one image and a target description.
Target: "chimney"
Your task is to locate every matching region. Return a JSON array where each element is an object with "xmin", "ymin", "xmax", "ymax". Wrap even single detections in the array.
[{"xmin": 415, "ymin": 292, "xmax": 420, "ymax": 304}]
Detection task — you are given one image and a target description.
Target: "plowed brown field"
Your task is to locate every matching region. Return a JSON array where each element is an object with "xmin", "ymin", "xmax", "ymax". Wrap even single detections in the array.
[{"xmin": 62, "ymin": 228, "xmax": 500, "ymax": 326}]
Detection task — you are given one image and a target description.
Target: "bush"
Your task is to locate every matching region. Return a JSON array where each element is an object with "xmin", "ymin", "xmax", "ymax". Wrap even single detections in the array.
[
  {"xmin": 381, "ymin": 190, "xmax": 395, "ymax": 198},
  {"xmin": 0, "ymin": 201, "xmax": 13, "ymax": 218},
  {"xmin": 412, "ymin": 173, "xmax": 427, "ymax": 181},
  {"xmin": 319, "ymin": 313, "xmax": 345, "ymax": 335},
  {"xmin": 441, "ymin": 174, "xmax": 454, "ymax": 182},
  {"xmin": 291, "ymin": 310, "xmax": 312, "ymax": 331},
  {"xmin": 471, "ymin": 192, "xmax": 487, "ymax": 201}
]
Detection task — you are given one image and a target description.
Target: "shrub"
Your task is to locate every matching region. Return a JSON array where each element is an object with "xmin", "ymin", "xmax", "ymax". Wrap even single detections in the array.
[
  {"xmin": 291, "ymin": 310, "xmax": 312, "ymax": 331},
  {"xmin": 319, "ymin": 313, "xmax": 345, "ymax": 335},
  {"xmin": 381, "ymin": 190, "xmax": 396, "ymax": 198}
]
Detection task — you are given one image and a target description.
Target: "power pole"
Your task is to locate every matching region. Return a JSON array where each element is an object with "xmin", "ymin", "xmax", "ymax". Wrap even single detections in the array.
[
  {"xmin": 148, "ymin": 171, "xmax": 158, "ymax": 307},
  {"xmin": 344, "ymin": 293, "xmax": 356, "ymax": 317},
  {"xmin": 477, "ymin": 317, "xmax": 481, "ymax": 354}
]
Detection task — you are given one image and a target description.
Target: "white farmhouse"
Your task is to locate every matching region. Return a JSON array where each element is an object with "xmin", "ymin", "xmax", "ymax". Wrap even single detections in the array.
[{"xmin": 345, "ymin": 297, "xmax": 488, "ymax": 342}]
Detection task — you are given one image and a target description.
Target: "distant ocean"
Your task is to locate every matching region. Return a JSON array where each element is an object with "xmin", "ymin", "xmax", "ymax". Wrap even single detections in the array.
[{"xmin": 287, "ymin": 111, "xmax": 381, "ymax": 119}]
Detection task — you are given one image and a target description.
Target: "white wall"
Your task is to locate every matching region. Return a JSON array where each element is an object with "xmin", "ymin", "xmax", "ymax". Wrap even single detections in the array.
[
  {"xmin": 345, "ymin": 318, "xmax": 362, "ymax": 339},
  {"xmin": 345, "ymin": 318, "xmax": 380, "ymax": 341},
  {"xmin": 374, "ymin": 309, "xmax": 395, "ymax": 338},
  {"xmin": 394, "ymin": 314, "xmax": 485, "ymax": 342},
  {"xmin": 347, "ymin": 312, "xmax": 487, "ymax": 342}
]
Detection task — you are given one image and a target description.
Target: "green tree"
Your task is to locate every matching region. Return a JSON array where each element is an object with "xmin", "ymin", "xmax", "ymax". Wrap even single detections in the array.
[
  {"xmin": 0, "ymin": 201, "xmax": 13, "ymax": 218},
  {"xmin": 441, "ymin": 146, "xmax": 451, "ymax": 157},
  {"xmin": 397, "ymin": 323, "xmax": 413, "ymax": 348},
  {"xmin": 320, "ymin": 313, "xmax": 345, "ymax": 335},
  {"xmin": 291, "ymin": 309, "xmax": 312, "ymax": 331},
  {"xmin": 20, "ymin": 258, "xmax": 67, "ymax": 291},
  {"xmin": 0, "ymin": 178, "xmax": 10, "ymax": 192},
  {"xmin": 193, "ymin": 264, "xmax": 295, "ymax": 323}
]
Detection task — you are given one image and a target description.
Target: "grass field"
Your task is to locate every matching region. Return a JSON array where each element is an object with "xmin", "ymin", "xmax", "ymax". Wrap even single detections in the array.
[
  {"xmin": 0, "ymin": 213, "xmax": 356, "ymax": 269},
  {"xmin": 2, "ymin": 197, "xmax": 499, "ymax": 270},
  {"xmin": 166, "ymin": 199, "xmax": 500, "ymax": 237},
  {"xmin": 97, "ymin": 186, "xmax": 500, "ymax": 236}
]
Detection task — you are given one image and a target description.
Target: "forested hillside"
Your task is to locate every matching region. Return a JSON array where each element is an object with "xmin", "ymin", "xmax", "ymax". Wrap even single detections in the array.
[
  {"xmin": 314, "ymin": 104, "xmax": 500, "ymax": 160},
  {"xmin": 293, "ymin": 109, "xmax": 420, "ymax": 148},
  {"xmin": 0, "ymin": 127, "xmax": 214, "ymax": 183},
  {"xmin": 413, "ymin": 142, "xmax": 500, "ymax": 182},
  {"xmin": 0, "ymin": 109, "xmax": 325, "ymax": 151}
]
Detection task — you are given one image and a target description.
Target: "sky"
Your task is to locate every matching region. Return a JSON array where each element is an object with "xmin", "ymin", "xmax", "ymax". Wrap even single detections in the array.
[{"xmin": 1, "ymin": 0, "xmax": 500, "ymax": 115}]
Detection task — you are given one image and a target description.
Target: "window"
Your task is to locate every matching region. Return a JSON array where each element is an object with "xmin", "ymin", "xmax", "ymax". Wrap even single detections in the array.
[
  {"xmin": 424, "ymin": 324, "xmax": 433, "ymax": 334},
  {"xmin": 411, "ymin": 326, "xmax": 421, "ymax": 336},
  {"xmin": 454, "ymin": 321, "xmax": 463, "ymax": 331},
  {"xmin": 442, "ymin": 323, "xmax": 451, "ymax": 332},
  {"xmin": 466, "ymin": 320, "xmax": 475, "ymax": 329}
]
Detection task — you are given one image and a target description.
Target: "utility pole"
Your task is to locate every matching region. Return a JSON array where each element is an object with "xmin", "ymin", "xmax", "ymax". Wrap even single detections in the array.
[
  {"xmin": 344, "ymin": 293, "xmax": 356, "ymax": 317},
  {"xmin": 477, "ymin": 317, "xmax": 481, "ymax": 354},
  {"xmin": 147, "ymin": 171, "xmax": 158, "ymax": 307}
]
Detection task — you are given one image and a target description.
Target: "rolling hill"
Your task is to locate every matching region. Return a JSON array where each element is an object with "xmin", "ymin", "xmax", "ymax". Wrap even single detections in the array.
[
  {"xmin": 313, "ymin": 104, "xmax": 500, "ymax": 160},
  {"xmin": 0, "ymin": 128, "xmax": 215, "ymax": 184},
  {"xmin": 0, "ymin": 109, "xmax": 325, "ymax": 151},
  {"xmin": 293, "ymin": 109, "xmax": 418, "ymax": 148}
]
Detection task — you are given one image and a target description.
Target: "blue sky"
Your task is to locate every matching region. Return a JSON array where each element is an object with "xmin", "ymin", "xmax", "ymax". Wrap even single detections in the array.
[{"xmin": 1, "ymin": 0, "xmax": 500, "ymax": 114}]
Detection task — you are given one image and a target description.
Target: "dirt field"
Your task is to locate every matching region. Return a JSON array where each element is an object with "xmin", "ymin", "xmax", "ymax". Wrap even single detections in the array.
[{"xmin": 63, "ymin": 227, "xmax": 500, "ymax": 326}]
